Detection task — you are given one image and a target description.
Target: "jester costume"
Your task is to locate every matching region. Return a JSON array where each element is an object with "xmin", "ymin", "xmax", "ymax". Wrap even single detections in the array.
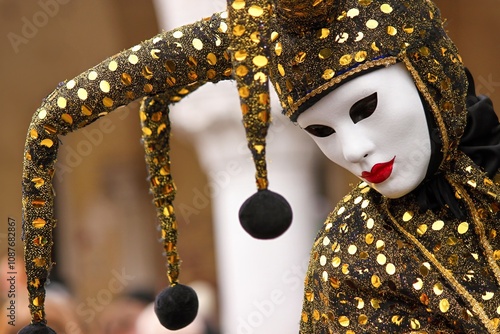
[{"xmin": 20, "ymin": 0, "xmax": 500, "ymax": 333}]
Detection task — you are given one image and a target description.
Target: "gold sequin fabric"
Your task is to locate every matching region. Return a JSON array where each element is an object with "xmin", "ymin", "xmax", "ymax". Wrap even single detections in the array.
[
  {"xmin": 22, "ymin": 13, "xmax": 232, "ymax": 322},
  {"xmin": 140, "ymin": 94, "xmax": 181, "ymax": 286},
  {"xmin": 301, "ymin": 161, "xmax": 500, "ymax": 333},
  {"xmin": 228, "ymin": 0, "xmax": 273, "ymax": 189}
]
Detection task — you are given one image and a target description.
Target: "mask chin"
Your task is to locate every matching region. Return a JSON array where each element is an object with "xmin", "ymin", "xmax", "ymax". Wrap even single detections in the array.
[
  {"xmin": 373, "ymin": 186, "xmax": 412, "ymax": 199},
  {"xmin": 370, "ymin": 172, "xmax": 426, "ymax": 199}
]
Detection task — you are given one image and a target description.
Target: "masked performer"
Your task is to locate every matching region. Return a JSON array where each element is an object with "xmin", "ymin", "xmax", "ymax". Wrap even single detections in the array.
[{"xmin": 20, "ymin": 0, "xmax": 500, "ymax": 333}]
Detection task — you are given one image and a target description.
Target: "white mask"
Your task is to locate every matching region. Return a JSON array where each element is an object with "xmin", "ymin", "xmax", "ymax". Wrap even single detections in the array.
[{"xmin": 297, "ymin": 63, "xmax": 431, "ymax": 198}]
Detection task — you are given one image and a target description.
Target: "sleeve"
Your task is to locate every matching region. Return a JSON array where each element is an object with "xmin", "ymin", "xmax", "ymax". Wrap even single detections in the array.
[{"xmin": 21, "ymin": 12, "xmax": 231, "ymax": 322}]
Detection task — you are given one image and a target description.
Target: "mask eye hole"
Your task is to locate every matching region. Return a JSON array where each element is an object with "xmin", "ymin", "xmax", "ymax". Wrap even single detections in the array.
[
  {"xmin": 304, "ymin": 124, "xmax": 335, "ymax": 137},
  {"xmin": 350, "ymin": 92, "xmax": 378, "ymax": 124}
]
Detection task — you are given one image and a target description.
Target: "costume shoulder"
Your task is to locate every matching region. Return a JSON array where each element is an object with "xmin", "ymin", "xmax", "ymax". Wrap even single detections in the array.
[
  {"xmin": 314, "ymin": 182, "xmax": 383, "ymax": 246},
  {"xmin": 299, "ymin": 182, "xmax": 488, "ymax": 333}
]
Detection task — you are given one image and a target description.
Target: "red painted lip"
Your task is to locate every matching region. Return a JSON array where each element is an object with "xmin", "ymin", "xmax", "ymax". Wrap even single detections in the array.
[{"xmin": 361, "ymin": 157, "xmax": 396, "ymax": 184}]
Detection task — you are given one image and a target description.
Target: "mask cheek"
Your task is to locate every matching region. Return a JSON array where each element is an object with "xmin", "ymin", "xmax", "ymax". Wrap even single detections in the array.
[
  {"xmin": 313, "ymin": 137, "xmax": 340, "ymax": 163},
  {"xmin": 308, "ymin": 134, "xmax": 359, "ymax": 177},
  {"xmin": 322, "ymin": 144, "xmax": 358, "ymax": 176}
]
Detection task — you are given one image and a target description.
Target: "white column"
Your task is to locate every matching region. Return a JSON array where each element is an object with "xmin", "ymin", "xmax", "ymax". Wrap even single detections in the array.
[{"xmin": 152, "ymin": 1, "xmax": 323, "ymax": 332}]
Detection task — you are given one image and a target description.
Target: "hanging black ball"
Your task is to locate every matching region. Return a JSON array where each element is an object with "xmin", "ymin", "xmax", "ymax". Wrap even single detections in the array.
[
  {"xmin": 154, "ymin": 284, "xmax": 199, "ymax": 330},
  {"xmin": 239, "ymin": 189, "xmax": 293, "ymax": 239},
  {"xmin": 18, "ymin": 323, "xmax": 56, "ymax": 334}
]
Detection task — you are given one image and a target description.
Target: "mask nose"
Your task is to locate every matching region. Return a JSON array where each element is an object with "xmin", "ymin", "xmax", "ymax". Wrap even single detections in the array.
[{"xmin": 340, "ymin": 131, "xmax": 374, "ymax": 164}]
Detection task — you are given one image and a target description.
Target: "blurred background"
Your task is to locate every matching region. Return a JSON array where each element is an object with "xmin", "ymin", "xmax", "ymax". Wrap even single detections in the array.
[{"xmin": 0, "ymin": 0, "xmax": 499, "ymax": 333}]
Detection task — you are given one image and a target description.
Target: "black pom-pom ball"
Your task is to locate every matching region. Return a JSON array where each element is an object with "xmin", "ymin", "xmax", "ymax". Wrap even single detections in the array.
[
  {"xmin": 154, "ymin": 284, "xmax": 199, "ymax": 330},
  {"xmin": 239, "ymin": 189, "xmax": 293, "ymax": 239},
  {"xmin": 18, "ymin": 323, "xmax": 56, "ymax": 334}
]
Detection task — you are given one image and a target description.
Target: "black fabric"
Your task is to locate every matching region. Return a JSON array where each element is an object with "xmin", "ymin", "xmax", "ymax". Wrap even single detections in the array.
[
  {"xmin": 18, "ymin": 323, "xmax": 57, "ymax": 334},
  {"xmin": 154, "ymin": 284, "xmax": 199, "ymax": 330},
  {"xmin": 414, "ymin": 68, "xmax": 499, "ymax": 218},
  {"xmin": 459, "ymin": 98, "xmax": 500, "ymax": 177},
  {"xmin": 415, "ymin": 174, "xmax": 465, "ymax": 219},
  {"xmin": 239, "ymin": 189, "xmax": 293, "ymax": 239}
]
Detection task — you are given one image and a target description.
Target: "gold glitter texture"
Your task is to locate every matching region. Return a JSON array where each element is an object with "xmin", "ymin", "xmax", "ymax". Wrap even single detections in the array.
[
  {"xmin": 228, "ymin": 0, "xmax": 272, "ymax": 191},
  {"xmin": 21, "ymin": 12, "xmax": 232, "ymax": 324}
]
